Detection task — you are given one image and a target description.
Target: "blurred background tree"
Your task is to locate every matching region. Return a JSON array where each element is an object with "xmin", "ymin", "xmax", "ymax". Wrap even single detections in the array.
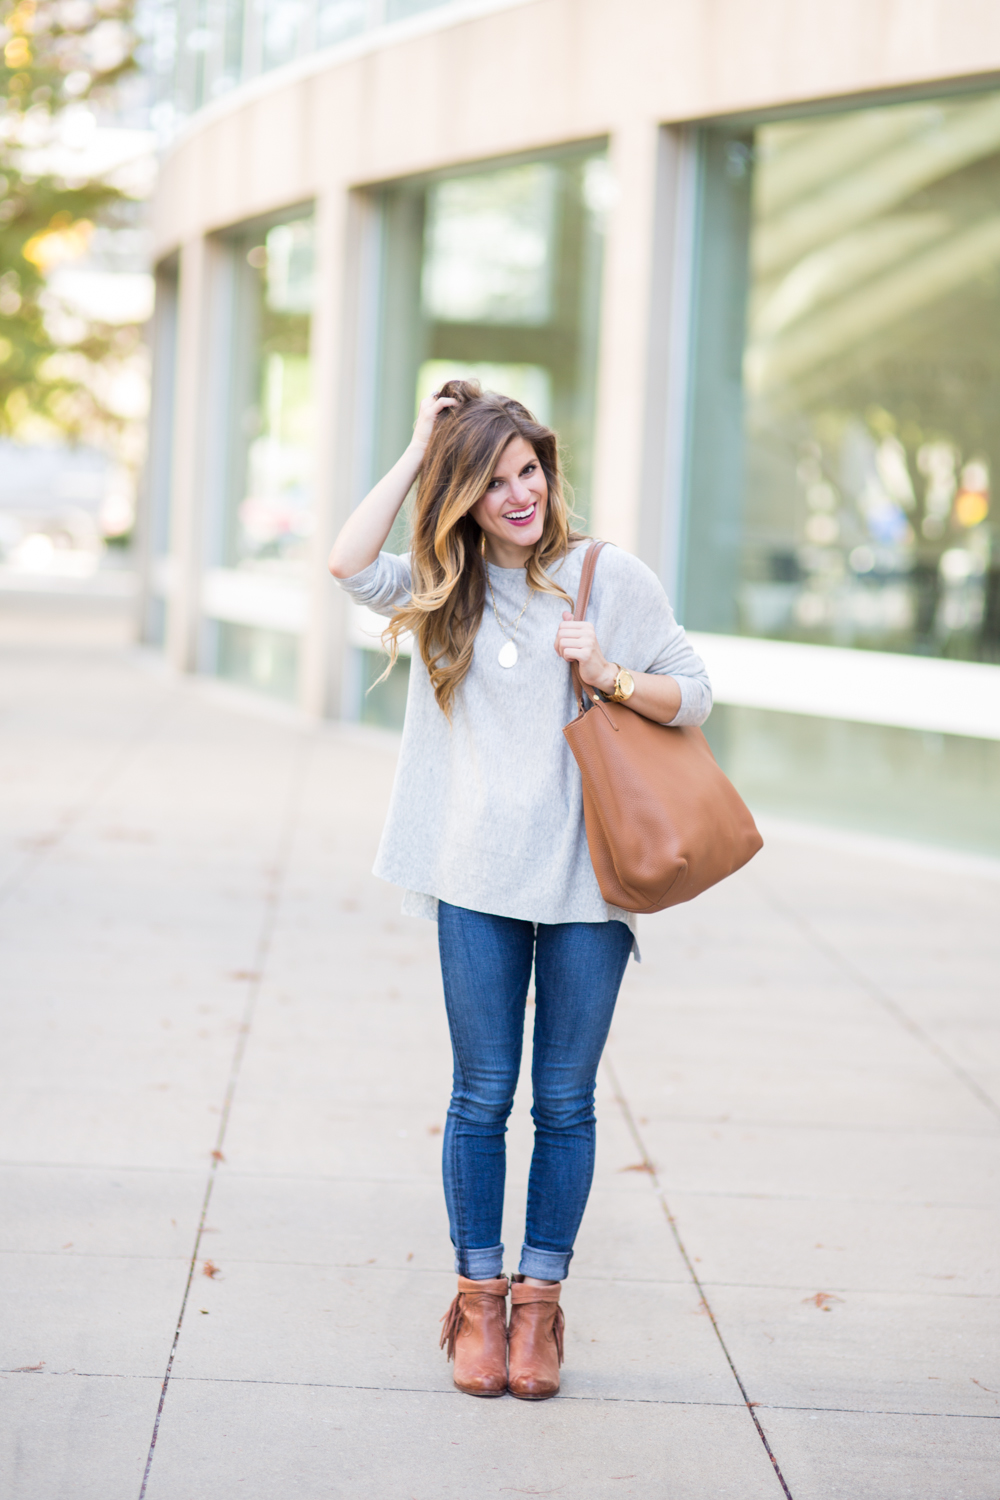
[{"xmin": 1, "ymin": 0, "xmax": 141, "ymax": 445}]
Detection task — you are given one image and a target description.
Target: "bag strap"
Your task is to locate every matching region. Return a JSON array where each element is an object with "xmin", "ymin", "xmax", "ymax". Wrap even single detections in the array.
[
  {"xmin": 573, "ymin": 539, "xmax": 607, "ymax": 623},
  {"xmin": 570, "ymin": 540, "xmax": 609, "ymax": 713}
]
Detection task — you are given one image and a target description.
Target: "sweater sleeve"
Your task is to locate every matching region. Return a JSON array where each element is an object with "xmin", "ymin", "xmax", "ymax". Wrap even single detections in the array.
[
  {"xmin": 334, "ymin": 552, "xmax": 412, "ymax": 617},
  {"xmin": 647, "ymin": 612, "xmax": 713, "ymax": 727},
  {"xmin": 595, "ymin": 547, "xmax": 713, "ymax": 728}
]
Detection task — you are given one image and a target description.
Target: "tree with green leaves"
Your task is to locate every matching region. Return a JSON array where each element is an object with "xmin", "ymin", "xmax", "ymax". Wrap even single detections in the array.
[{"xmin": 1, "ymin": 0, "xmax": 140, "ymax": 441}]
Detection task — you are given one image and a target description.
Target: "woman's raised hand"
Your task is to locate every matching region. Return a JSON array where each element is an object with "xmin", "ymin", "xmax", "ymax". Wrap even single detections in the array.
[
  {"xmin": 554, "ymin": 612, "xmax": 617, "ymax": 696},
  {"xmin": 411, "ymin": 392, "xmax": 457, "ymax": 455},
  {"xmin": 329, "ymin": 393, "xmax": 456, "ymax": 579}
]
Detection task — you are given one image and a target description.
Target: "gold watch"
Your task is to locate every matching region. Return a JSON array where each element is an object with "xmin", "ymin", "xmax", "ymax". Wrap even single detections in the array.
[{"xmin": 608, "ymin": 665, "xmax": 635, "ymax": 704}]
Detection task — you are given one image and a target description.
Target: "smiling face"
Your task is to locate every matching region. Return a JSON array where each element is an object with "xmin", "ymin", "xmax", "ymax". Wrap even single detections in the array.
[{"xmin": 469, "ymin": 435, "xmax": 549, "ymax": 566}]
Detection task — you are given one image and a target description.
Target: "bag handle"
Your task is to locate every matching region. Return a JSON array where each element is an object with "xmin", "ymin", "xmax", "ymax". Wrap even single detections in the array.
[
  {"xmin": 573, "ymin": 539, "xmax": 607, "ymax": 623},
  {"xmin": 569, "ymin": 540, "xmax": 612, "ymax": 717}
]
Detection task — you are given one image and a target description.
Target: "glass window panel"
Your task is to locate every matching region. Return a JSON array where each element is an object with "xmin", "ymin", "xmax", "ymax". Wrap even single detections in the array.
[
  {"xmin": 161, "ymin": 0, "xmax": 457, "ymax": 125},
  {"xmin": 359, "ymin": 648, "xmax": 411, "ymax": 727},
  {"xmin": 261, "ymin": 0, "xmax": 309, "ymax": 70},
  {"xmin": 357, "ymin": 147, "xmax": 606, "ymax": 725},
  {"xmin": 422, "ymin": 164, "xmax": 557, "ymax": 326},
  {"xmin": 685, "ymin": 92, "xmax": 1000, "ymax": 665},
  {"xmin": 416, "ymin": 361, "xmax": 553, "ymax": 426},
  {"xmin": 216, "ymin": 0, "xmax": 245, "ymax": 95},
  {"xmin": 216, "ymin": 621, "xmax": 300, "ymax": 700},
  {"xmin": 704, "ymin": 704, "xmax": 1000, "ymax": 858},
  {"xmin": 385, "ymin": 0, "xmax": 453, "ymax": 20},
  {"xmin": 223, "ymin": 215, "xmax": 315, "ymax": 576},
  {"xmin": 373, "ymin": 148, "xmax": 607, "ymax": 546},
  {"xmin": 316, "ymin": 0, "xmax": 366, "ymax": 48}
]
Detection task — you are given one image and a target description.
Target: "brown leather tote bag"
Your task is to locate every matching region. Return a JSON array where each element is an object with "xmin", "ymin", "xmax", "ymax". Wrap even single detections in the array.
[{"xmin": 563, "ymin": 541, "xmax": 763, "ymax": 913}]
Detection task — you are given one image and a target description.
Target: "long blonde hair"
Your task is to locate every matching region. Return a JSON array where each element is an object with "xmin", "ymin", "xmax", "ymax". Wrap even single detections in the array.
[{"xmin": 382, "ymin": 379, "xmax": 585, "ymax": 716}]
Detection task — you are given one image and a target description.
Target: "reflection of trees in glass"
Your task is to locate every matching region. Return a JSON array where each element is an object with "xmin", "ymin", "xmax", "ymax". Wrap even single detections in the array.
[{"xmin": 736, "ymin": 94, "xmax": 1000, "ymax": 663}]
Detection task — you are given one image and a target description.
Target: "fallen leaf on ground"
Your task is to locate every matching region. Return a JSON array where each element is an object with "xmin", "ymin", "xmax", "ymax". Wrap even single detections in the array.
[
  {"xmin": 804, "ymin": 1292, "xmax": 843, "ymax": 1311},
  {"xmin": 14, "ymin": 1362, "xmax": 44, "ymax": 1372},
  {"xmin": 971, "ymin": 1378, "xmax": 997, "ymax": 1393},
  {"xmin": 619, "ymin": 1162, "xmax": 653, "ymax": 1173},
  {"xmin": 202, "ymin": 1260, "xmax": 221, "ymax": 1279},
  {"xmin": 211, "ymin": 1150, "xmax": 225, "ymax": 1162}
]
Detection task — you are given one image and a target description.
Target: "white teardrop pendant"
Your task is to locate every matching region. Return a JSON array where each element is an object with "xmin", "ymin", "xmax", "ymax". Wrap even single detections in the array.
[{"xmin": 498, "ymin": 640, "xmax": 519, "ymax": 669}]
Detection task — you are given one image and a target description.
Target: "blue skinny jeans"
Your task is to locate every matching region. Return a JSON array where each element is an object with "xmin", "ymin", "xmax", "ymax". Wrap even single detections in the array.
[{"xmin": 437, "ymin": 901, "xmax": 633, "ymax": 1282}]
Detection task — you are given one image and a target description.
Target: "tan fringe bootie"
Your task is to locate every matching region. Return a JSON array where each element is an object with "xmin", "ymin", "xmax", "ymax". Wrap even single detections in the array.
[
  {"xmin": 507, "ymin": 1278, "xmax": 564, "ymax": 1400},
  {"xmin": 439, "ymin": 1275, "xmax": 510, "ymax": 1396}
]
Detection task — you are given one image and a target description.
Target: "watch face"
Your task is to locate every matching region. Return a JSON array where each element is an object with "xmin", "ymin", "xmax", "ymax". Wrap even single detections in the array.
[{"xmin": 618, "ymin": 669, "xmax": 634, "ymax": 698}]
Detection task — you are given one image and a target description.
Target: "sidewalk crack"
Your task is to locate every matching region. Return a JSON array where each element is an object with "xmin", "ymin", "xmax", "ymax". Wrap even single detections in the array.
[
  {"xmin": 604, "ymin": 1054, "xmax": 795, "ymax": 1499},
  {"xmin": 137, "ymin": 729, "xmax": 314, "ymax": 1500}
]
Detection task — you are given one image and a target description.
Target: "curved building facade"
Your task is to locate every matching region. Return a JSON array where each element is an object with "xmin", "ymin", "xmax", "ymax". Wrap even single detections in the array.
[{"xmin": 143, "ymin": 0, "xmax": 1000, "ymax": 855}]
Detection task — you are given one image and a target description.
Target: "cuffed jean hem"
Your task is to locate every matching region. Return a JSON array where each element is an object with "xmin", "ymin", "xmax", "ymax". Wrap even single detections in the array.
[
  {"xmin": 518, "ymin": 1243, "xmax": 573, "ymax": 1281},
  {"xmin": 454, "ymin": 1242, "xmax": 505, "ymax": 1279}
]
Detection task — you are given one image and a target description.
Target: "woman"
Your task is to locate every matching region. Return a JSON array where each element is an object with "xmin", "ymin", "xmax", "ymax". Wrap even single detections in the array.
[{"xmin": 329, "ymin": 381, "xmax": 711, "ymax": 1401}]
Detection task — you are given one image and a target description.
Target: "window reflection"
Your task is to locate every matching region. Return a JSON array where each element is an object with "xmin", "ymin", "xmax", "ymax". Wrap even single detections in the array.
[
  {"xmin": 156, "ymin": 0, "xmax": 452, "ymax": 129},
  {"xmin": 374, "ymin": 151, "xmax": 608, "ymax": 539},
  {"xmin": 317, "ymin": 0, "xmax": 366, "ymax": 46},
  {"xmin": 422, "ymin": 165, "xmax": 557, "ymax": 326},
  {"xmin": 226, "ymin": 216, "xmax": 315, "ymax": 576},
  {"xmin": 688, "ymin": 93, "xmax": 1000, "ymax": 664}
]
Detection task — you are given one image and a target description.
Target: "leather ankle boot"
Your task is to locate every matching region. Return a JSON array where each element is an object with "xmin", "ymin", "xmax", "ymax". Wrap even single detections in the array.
[
  {"xmin": 507, "ymin": 1278, "xmax": 564, "ymax": 1400},
  {"xmin": 439, "ymin": 1275, "xmax": 509, "ymax": 1396}
]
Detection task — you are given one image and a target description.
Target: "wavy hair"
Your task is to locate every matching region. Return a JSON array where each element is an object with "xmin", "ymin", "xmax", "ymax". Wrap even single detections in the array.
[{"xmin": 380, "ymin": 379, "xmax": 585, "ymax": 717}]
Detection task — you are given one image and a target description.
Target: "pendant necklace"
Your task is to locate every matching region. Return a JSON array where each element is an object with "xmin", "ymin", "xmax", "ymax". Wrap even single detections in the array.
[{"xmin": 486, "ymin": 569, "xmax": 533, "ymax": 668}]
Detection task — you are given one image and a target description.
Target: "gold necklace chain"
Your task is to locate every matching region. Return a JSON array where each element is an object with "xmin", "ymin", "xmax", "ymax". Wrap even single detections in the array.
[{"xmin": 486, "ymin": 570, "xmax": 533, "ymax": 644}]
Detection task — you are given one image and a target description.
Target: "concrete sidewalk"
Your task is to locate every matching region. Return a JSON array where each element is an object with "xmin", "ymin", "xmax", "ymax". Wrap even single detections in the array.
[{"xmin": 1, "ymin": 630, "xmax": 998, "ymax": 1499}]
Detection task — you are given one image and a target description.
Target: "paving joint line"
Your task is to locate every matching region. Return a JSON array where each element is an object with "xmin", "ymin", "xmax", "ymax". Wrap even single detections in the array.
[
  {"xmin": 1, "ymin": 1245, "xmax": 992, "ymax": 1301},
  {"xmin": 7, "ymin": 1367, "xmax": 1000, "ymax": 1421},
  {"xmin": 137, "ymin": 729, "xmax": 313, "ymax": 1500},
  {"xmin": 755, "ymin": 875, "xmax": 1000, "ymax": 1127},
  {"xmin": 604, "ymin": 1054, "xmax": 795, "ymax": 1500}
]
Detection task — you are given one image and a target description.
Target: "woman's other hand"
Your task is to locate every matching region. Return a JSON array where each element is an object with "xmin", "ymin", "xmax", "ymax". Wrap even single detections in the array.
[
  {"xmin": 554, "ymin": 611, "xmax": 684, "ymax": 724},
  {"xmin": 554, "ymin": 613, "xmax": 617, "ymax": 695},
  {"xmin": 411, "ymin": 392, "xmax": 457, "ymax": 455}
]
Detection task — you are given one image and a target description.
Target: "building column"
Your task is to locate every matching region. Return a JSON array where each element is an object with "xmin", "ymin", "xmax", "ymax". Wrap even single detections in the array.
[
  {"xmin": 299, "ymin": 185, "xmax": 377, "ymax": 720},
  {"xmin": 164, "ymin": 234, "xmax": 213, "ymax": 675},
  {"xmin": 590, "ymin": 117, "xmax": 662, "ymax": 557}
]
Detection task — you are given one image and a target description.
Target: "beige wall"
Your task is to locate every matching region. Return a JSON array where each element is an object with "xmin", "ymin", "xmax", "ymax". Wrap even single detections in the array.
[
  {"xmin": 152, "ymin": 0, "xmax": 1000, "ymax": 256},
  {"xmin": 149, "ymin": 0, "xmax": 1000, "ymax": 712}
]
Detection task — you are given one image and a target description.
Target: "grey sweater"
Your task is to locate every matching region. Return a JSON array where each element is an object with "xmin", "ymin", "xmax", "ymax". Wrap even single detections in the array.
[{"xmin": 337, "ymin": 543, "xmax": 712, "ymax": 941}]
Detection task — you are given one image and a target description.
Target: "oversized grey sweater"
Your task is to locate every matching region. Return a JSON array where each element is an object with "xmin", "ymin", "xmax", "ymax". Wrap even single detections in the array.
[{"xmin": 337, "ymin": 542, "xmax": 712, "ymax": 940}]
